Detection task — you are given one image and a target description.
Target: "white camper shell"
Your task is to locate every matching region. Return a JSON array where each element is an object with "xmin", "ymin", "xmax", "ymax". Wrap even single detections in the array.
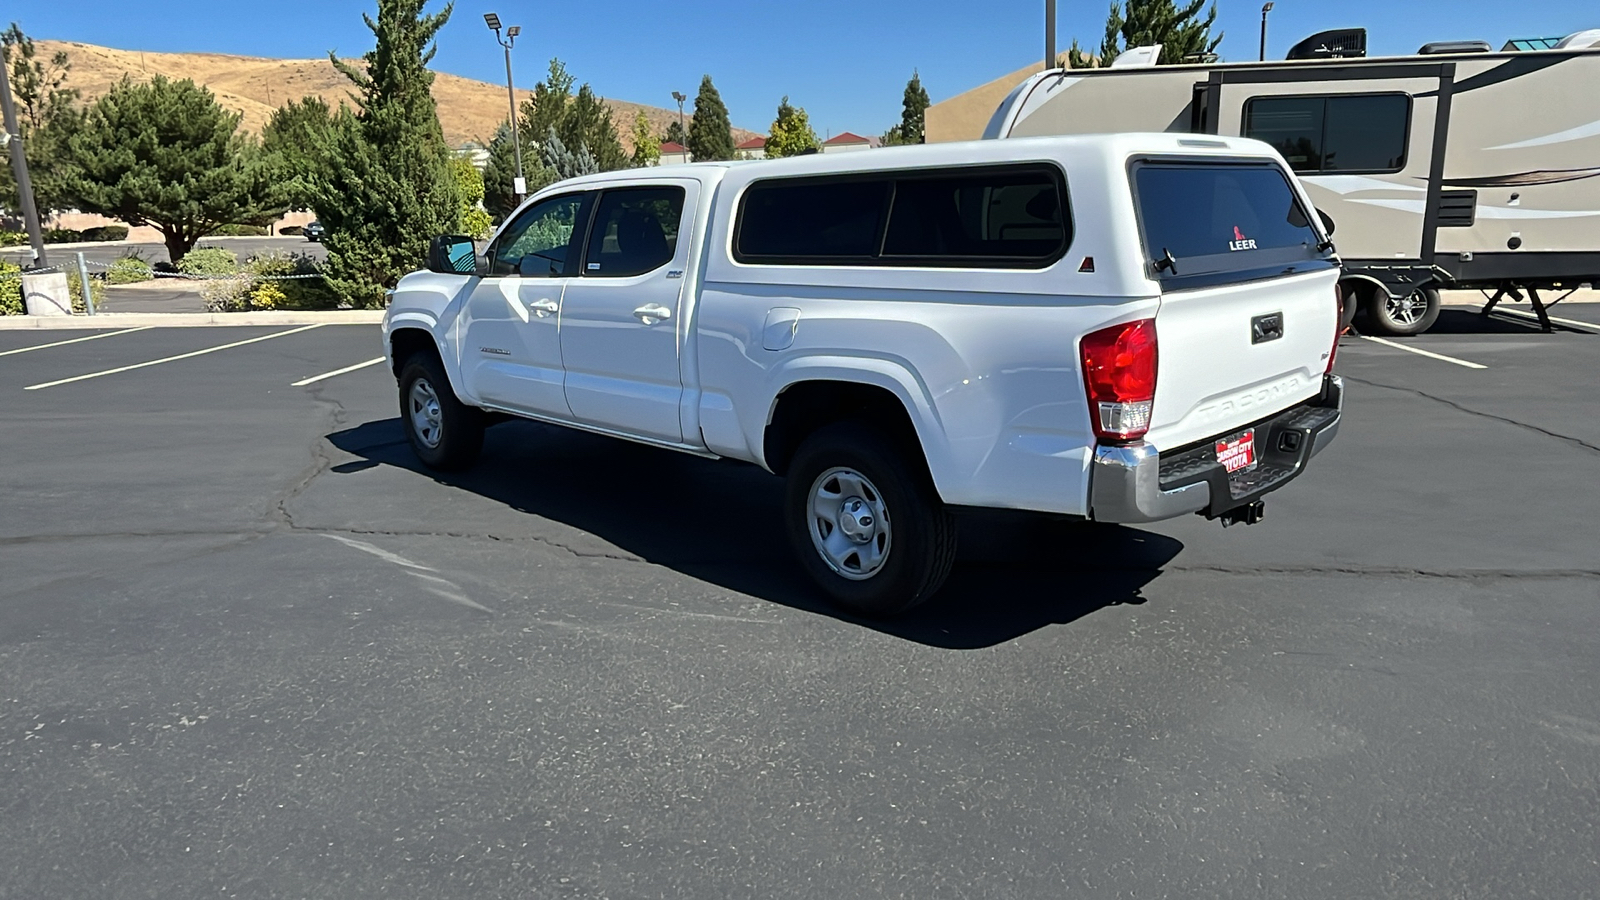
[{"xmin": 986, "ymin": 33, "xmax": 1600, "ymax": 334}]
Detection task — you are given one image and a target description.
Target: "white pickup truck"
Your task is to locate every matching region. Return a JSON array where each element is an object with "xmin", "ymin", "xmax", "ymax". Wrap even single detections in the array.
[{"xmin": 382, "ymin": 134, "xmax": 1344, "ymax": 616}]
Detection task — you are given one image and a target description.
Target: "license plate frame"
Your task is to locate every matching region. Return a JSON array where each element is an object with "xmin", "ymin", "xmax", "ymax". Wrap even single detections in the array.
[{"xmin": 1215, "ymin": 428, "xmax": 1257, "ymax": 474}]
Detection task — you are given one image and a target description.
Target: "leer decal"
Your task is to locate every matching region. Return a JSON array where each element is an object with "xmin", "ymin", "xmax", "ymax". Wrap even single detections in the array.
[{"xmin": 1229, "ymin": 226, "xmax": 1258, "ymax": 252}]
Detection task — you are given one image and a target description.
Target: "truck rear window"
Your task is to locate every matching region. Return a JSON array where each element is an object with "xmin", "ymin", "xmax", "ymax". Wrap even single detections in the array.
[{"xmin": 1131, "ymin": 161, "xmax": 1332, "ymax": 289}]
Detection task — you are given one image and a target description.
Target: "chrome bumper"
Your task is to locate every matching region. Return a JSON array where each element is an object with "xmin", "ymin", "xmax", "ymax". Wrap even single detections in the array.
[{"xmin": 1089, "ymin": 375, "xmax": 1344, "ymax": 524}]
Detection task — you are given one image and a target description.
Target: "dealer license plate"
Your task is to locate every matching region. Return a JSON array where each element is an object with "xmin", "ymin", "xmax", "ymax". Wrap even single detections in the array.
[{"xmin": 1215, "ymin": 429, "xmax": 1257, "ymax": 474}]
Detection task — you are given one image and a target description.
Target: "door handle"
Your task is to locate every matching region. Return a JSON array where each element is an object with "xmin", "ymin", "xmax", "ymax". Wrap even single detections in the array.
[
  {"xmin": 632, "ymin": 303, "xmax": 673, "ymax": 324},
  {"xmin": 528, "ymin": 298, "xmax": 559, "ymax": 317}
]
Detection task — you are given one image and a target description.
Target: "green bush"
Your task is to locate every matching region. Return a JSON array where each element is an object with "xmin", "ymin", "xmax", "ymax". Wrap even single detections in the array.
[
  {"xmin": 80, "ymin": 225, "xmax": 130, "ymax": 242},
  {"xmin": 0, "ymin": 229, "xmax": 26, "ymax": 247},
  {"xmin": 68, "ymin": 269, "xmax": 106, "ymax": 313},
  {"xmin": 177, "ymin": 247, "xmax": 239, "ymax": 277},
  {"xmin": 1, "ymin": 261, "xmax": 21, "ymax": 315},
  {"xmin": 278, "ymin": 225, "xmax": 304, "ymax": 236},
  {"xmin": 213, "ymin": 223, "xmax": 270, "ymax": 237},
  {"xmin": 44, "ymin": 228, "xmax": 84, "ymax": 244},
  {"xmin": 106, "ymin": 256, "xmax": 154, "ymax": 284},
  {"xmin": 244, "ymin": 251, "xmax": 339, "ymax": 309}
]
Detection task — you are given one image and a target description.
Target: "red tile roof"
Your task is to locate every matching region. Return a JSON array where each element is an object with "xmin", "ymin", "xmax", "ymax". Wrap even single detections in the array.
[
  {"xmin": 736, "ymin": 136, "xmax": 767, "ymax": 150},
  {"xmin": 659, "ymin": 141, "xmax": 687, "ymax": 153},
  {"xmin": 823, "ymin": 131, "xmax": 872, "ymax": 145}
]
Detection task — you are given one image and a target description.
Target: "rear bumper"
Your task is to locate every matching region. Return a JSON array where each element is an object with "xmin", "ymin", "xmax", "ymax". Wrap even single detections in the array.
[{"xmin": 1089, "ymin": 375, "xmax": 1343, "ymax": 524}]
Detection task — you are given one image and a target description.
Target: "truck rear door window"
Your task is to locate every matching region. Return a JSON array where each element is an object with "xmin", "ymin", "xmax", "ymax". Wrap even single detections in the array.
[
  {"xmin": 1244, "ymin": 93, "xmax": 1410, "ymax": 174},
  {"xmin": 1132, "ymin": 161, "xmax": 1331, "ymax": 288}
]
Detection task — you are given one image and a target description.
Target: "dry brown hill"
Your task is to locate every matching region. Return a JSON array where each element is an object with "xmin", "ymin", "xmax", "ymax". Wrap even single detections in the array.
[{"xmin": 37, "ymin": 40, "xmax": 759, "ymax": 153}]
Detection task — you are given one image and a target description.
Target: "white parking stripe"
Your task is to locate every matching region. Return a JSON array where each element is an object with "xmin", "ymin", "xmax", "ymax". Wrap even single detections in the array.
[
  {"xmin": 1490, "ymin": 308, "xmax": 1600, "ymax": 334},
  {"xmin": 291, "ymin": 356, "xmax": 386, "ymax": 387},
  {"xmin": 23, "ymin": 324, "xmax": 325, "ymax": 390},
  {"xmin": 0, "ymin": 327, "xmax": 152, "ymax": 357},
  {"xmin": 1358, "ymin": 335, "xmax": 1488, "ymax": 370}
]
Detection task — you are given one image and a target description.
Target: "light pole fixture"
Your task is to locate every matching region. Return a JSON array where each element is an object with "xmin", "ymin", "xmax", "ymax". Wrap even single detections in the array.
[
  {"xmin": 671, "ymin": 91, "xmax": 687, "ymax": 151},
  {"xmin": 486, "ymin": 12, "xmax": 526, "ymax": 201},
  {"xmin": 1260, "ymin": 2, "xmax": 1274, "ymax": 61}
]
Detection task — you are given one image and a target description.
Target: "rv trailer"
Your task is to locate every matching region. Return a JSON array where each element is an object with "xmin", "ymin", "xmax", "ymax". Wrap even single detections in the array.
[{"xmin": 985, "ymin": 29, "xmax": 1600, "ymax": 334}]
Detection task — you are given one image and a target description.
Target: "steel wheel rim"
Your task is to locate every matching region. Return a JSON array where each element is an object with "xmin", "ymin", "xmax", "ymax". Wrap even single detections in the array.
[
  {"xmin": 807, "ymin": 466, "xmax": 892, "ymax": 581},
  {"xmin": 1385, "ymin": 290, "xmax": 1427, "ymax": 326},
  {"xmin": 409, "ymin": 378, "xmax": 444, "ymax": 449}
]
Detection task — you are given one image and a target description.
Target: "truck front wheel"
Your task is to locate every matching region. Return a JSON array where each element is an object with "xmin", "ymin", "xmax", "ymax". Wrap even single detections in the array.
[
  {"xmin": 784, "ymin": 423, "xmax": 956, "ymax": 618},
  {"xmin": 398, "ymin": 353, "xmax": 484, "ymax": 471}
]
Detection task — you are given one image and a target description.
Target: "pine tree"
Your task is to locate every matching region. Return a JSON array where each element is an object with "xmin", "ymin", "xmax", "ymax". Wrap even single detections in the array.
[
  {"xmin": 662, "ymin": 119, "xmax": 687, "ymax": 147},
  {"xmin": 890, "ymin": 70, "xmax": 930, "ymax": 145},
  {"xmin": 518, "ymin": 59, "xmax": 628, "ymax": 172},
  {"xmin": 2, "ymin": 24, "xmax": 80, "ymax": 212},
  {"xmin": 481, "ymin": 119, "xmax": 552, "ymax": 219},
  {"xmin": 630, "ymin": 111, "xmax": 660, "ymax": 166},
  {"xmin": 262, "ymin": 96, "xmax": 332, "ymax": 209},
  {"xmin": 765, "ymin": 96, "xmax": 819, "ymax": 158},
  {"xmin": 523, "ymin": 58, "xmax": 574, "ymax": 149},
  {"xmin": 54, "ymin": 75, "xmax": 284, "ymax": 265},
  {"xmin": 1097, "ymin": 0, "xmax": 1221, "ymax": 65},
  {"xmin": 687, "ymin": 75, "xmax": 734, "ymax": 162},
  {"xmin": 541, "ymin": 127, "xmax": 598, "ymax": 180},
  {"xmin": 312, "ymin": 0, "xmax": 461, "ymax": 308}
]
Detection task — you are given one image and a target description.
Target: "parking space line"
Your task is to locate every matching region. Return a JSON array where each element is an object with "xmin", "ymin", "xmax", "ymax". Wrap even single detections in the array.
[
  {"xmin": 1490, "ymin": 308, "xmax": 1600, "ymax": 334},
  {"xmin": 292, "ymin": 357, "xmax": 386, "ymax": 387},
  {"xmin": 0, "ymin": 327, "xmax": 152, "ymax": 358},
  {"xmin": 1358, "ymin": 335, "xmax": 1488, "ymax": 370},
  {"xmin": 23, "ymin": 324, "xmax": 325, "ymax": 391}
]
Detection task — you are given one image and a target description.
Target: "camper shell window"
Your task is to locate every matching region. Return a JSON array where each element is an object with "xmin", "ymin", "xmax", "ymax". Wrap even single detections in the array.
[
  {"xmin": 734, "ymin": 164, "xmax": 1071, "ymax": 268},
  {"xmin": 1243, "ymin": 93, "xmax": 1411, "ymax": 174},
  {"xmin": 1130, "ymin": 159, "xmax": 1336, "ymax": 290}
]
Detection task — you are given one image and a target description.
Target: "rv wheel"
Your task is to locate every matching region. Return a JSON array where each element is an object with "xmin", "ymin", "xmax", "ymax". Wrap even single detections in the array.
[{"xmin": 1366, "ymin": 286, "xmax": 1440, "ymax": 336}]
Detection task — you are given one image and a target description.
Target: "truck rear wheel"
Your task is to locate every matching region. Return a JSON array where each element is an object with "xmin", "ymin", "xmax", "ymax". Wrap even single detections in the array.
[
  {"xmin": 784, "ymin": 422, "xmax": 956, "ymax": 618},
  {"xmin": 398, "ymin": 353, "xmax": 484, "ymax": 471},
  {"xmin": 1365, "ymin": 285, "xmax": 1440, "ymax": 336}
]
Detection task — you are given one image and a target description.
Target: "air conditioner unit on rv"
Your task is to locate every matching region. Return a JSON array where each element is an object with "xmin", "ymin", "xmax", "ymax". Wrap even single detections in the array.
[{"xmin": 1286, "ymin": 28, "xmax": 1368, "ymax": 60}]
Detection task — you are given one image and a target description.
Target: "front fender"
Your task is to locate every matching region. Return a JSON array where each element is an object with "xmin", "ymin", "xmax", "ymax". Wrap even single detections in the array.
[{"xmin": 382, "ymin": 270, "xmax": 476, "ymax": 396}]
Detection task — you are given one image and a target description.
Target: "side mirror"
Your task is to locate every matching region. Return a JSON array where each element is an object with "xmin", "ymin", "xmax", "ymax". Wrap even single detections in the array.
[
  {"xmin": 427, "ymin": 234, "xmax": 479, "ymax": 275},
  {"xmin": 1317, "ymin": 208, "xmax": 1336, "ymax": 236}
]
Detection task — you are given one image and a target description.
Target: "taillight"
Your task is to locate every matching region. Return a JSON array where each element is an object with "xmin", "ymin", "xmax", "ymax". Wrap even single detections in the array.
[
  {"xmin": 1328, "ymin": 283, "xmax": 1343, "ymax": 373},
  {"xmin": 1080, "ymin": 318, "xmax": 1158, "ymax": 443}
]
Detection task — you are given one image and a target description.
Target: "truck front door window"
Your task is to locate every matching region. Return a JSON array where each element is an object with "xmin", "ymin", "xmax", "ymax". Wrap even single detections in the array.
[{"xmin": 491, "ymin": 194, "xmax": 587, "ymax": 277}]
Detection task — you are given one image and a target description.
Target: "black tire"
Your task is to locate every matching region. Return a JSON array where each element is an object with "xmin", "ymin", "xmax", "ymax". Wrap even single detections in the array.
[
  {"xmin": 1338, "ymin": 284, "xmax": 1360, "ymax": 330},
  {"xmin": 397, "ymin": 352, "xmax": 484, "ymax": 471},
  {"xmin": 784, "ymin": 422, "xmax": 957, "ymax": 618},
  {"xmin": 1365, "ymin": 285, "xmax": 1440, "ymax": 336}
]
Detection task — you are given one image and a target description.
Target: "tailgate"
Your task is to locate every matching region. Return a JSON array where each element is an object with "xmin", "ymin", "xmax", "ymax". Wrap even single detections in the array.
[
  {"xmin": 1128, "ymin": 158, "xmax": 1339, "ymax": 450},
  {"xmin": 1149, "ymin": 270, "xmax": 1337, "ymax": 450}
]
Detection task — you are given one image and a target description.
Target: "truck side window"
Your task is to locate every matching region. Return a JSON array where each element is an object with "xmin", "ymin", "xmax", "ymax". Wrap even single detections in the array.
[
  {"xmin": 582, "ymin": 187, "xmax": 686, "ymax": 278},
  {"xmin": 490, "ymin": 193, "xmax": 588, "ymax": 277},
  {"xmin": 1244, "ymin": 93, "xmax": 1410, "ymax": 174}
]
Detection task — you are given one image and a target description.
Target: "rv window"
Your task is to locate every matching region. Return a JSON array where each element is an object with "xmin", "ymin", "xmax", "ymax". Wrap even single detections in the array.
[
  {"xmin": 1244, "ymin": 93, "xmax": 1409, "ymax": 174},
  {"xmin": 734, "ymin": 165, "xmax": 1070, "ymax": 268},
  {"xmin": 1131, "ymin": 160, "xmax": 1333, "ymax": 288}
]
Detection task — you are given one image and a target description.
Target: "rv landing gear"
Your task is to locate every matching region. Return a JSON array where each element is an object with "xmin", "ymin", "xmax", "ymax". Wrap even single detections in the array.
[{"xmin": 1480, "ymin": 284, "xmax": 1578, "ymax": 334}]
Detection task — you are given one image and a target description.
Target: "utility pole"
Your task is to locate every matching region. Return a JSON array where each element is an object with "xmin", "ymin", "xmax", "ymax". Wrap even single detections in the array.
[
  {"xmin": 1260, "ymin": 3, "xmax": 1274, "ymax": 61},
  {"xmin": 672, "ymin": 91, "xmax": 687, "ymax": 148},
  {"xmin": 0, "ymin": 50, "xmax": 48, "ymax": 273},
  {"xmin": 485, "ymin": 13, "xmax": 526, "ymax": 202},
  {"xmin": 1046, "ymin": 0, "xmax": 1057, "ymax": 69}
]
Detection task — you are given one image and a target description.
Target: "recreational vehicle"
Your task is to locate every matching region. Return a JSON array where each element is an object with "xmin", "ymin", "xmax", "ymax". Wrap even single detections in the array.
[{"xmin": 983, "ymin": 29, "xmax": 1600, "ymax": 334}]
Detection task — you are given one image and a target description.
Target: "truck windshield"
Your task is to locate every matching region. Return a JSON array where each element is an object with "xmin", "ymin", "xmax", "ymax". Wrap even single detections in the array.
[{"xmin": 1131, "ymin": 160, "xmax": 1333, "ymax": 289}]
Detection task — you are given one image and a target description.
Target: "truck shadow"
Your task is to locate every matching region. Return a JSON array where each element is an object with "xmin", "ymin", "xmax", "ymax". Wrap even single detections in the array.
[{"xmin": 327, "ymin": 419, "xmax": 1184, "ymax": 649}]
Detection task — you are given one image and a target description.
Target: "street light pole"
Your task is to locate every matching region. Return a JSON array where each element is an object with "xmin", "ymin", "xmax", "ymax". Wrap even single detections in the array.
[
  {"xmin": 1046, "ymin": 0, "xmax": 1056, "ymax": 70},
  {"xmin": 671, "ymin": 91, "xmax": 687, "ymax": 150},
  {"xmin": 485, "ymin": 13, "xmax": 525, "ymax": 202},
  {"xmin": 0, "ymin": 53, "xmax": 47, "ymax": 272},
  {"xmin": 1260, "ymin": 3, "xmax": 1274, "ymax": 61}
]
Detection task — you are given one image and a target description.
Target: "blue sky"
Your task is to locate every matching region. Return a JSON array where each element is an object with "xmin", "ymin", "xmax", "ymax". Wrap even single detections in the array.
[{"xmin": 14, "ymin": 1, "xmax": 1598, "ymax": 139}]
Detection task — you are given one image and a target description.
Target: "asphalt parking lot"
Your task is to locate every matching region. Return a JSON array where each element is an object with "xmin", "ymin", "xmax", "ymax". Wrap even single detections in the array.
[{"xmin": 2, "ymin": 307, "xmax": 1598, "ymax": 898}]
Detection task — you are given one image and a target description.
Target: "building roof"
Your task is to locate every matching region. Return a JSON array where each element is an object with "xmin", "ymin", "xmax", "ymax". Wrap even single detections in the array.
[
  {"xmin": 736, "ymin": 136, "xmax": 768, "ymax": 150},
  {"xmin": 823, "ymin": 131, "xmax": 875, "ymax": 146},
  {"xmin": 659, "ymin": 141, "xmax": 687, "ymax": 153}
]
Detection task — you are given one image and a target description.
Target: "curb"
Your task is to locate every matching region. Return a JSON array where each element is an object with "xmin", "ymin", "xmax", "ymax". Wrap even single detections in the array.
[{"xmin": 0, "ymin": 311, "xmax": 383, "ymax": 330}]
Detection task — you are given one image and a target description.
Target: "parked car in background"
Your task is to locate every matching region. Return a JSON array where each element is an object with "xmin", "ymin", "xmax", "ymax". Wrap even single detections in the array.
[
  {"xmin": 382, "ymin": 134, "xmax": 1344, "ymax": 616},
  {"xmin": 303, "ymin": 221, "xmax": 326, "ymax": 242}
]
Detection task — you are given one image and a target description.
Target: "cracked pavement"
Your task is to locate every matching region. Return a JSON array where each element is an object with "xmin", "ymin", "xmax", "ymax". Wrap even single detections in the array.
[{"xmin": 2, "ymin": 315, "xmax": 1598, "ymax": 898}]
